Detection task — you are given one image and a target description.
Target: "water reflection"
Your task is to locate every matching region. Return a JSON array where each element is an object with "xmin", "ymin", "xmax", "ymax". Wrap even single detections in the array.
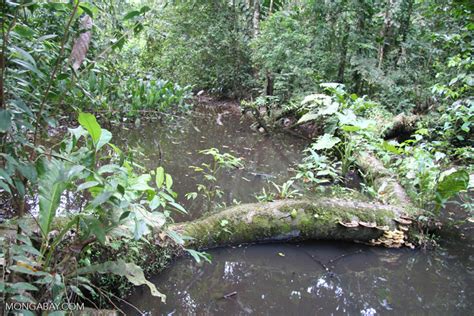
[{"xmin": 123, "ymin": 241, "xmax": 473, "ymax": 315}]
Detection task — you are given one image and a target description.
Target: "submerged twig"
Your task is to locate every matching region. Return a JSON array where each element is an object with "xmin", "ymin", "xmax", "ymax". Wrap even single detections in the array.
[
  {"xmin": 222, "ymin": 291, "xmax": 238, "ymax": 299},
  {"xmin": 327, "ymin": 249, "xmax": 363, "ymax": 266}
]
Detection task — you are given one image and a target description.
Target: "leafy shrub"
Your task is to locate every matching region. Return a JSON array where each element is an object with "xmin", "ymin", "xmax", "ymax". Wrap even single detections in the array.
[{"xmin": 0, "ymin": 114, "xmax": 188, "ymax": 306}]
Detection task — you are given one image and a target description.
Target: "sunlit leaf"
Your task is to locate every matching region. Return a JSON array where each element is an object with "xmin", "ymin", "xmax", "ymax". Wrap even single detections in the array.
[
  {"xmin": 436, "ymin": 169, "xmax": 469, "ymax": 203},
  {"xmin": 313, "ymin": 134, "xmax": 340, "ymax": 150},
  {"xmin": 78, "ymin": 113, "xmax": 102, "ymax": 146},
  {"xmin": 96, "ymin": 129, "xmax": 112, "ymax": 151},
  {"xmin": 123, "ymin": 10, "xmax": 140, "ymax": 20},
  {"xmin": 156, "ymin": 167, "xmax": 165, "ymax": 187}
]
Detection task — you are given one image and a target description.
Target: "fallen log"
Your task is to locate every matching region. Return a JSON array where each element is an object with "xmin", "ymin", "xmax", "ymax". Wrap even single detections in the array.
[
  {"xmin": 355, "ymin": 151, "xmax": 413, "ymax": 206},
  {"xmin": 171, "ymin": 198, "xmax": 419, "ymax": 249},
  {"xmin": 383, "ymin": 113, "xmax": 419, "ymax": 141},
  {"xmin": 168, "ymin": 151, "xmax": 421, "ymax": 250}
]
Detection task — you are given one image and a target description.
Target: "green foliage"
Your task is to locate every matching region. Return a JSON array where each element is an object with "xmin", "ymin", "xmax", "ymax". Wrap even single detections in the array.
[
  {"xmin": 143, "ymin": 0, "xmax": 253, "ymax": 97},
  {"xmin": 435, "ymin": 169, "xmax": 470, "ymax": 208},
  {"xmin": 1, "ymin": 115, "xmax": 188, "ymax": 306},
  {"xmin": 294, "ymin": 84, "xmax": 377, "ymax": 179},
  {"xmin": 187, "ymin": 148, "xmax": 243, "ymax": 211},
  {"xmin": 251, "ymin": 10, "xmax": 319, "ymax": 100},
  {"xmin": 295, "ymin": 149, "xmax": 341, "ymax": 186},
  {"xmin": 79, "ymin": 73, "xmax": 192, "ymax": 115},
  {"xmin": 255, "ymin": 180, "xmax": 301, "ymax": 202}
]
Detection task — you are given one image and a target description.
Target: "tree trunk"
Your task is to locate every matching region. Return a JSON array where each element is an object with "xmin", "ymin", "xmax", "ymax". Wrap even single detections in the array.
[
  {"xmin": 337, "ymin": 23, "xmax": 350, "ymax": 83},
  {"xmin": 352, "ymin": 0, "xmax": 370, "ymax": 94},
  {"xmin": 394, "ymin": 0, "xmax": 414, "ymax": 67},
  {"xmin": 253, "ymin": 0, "xmax": 260, "ymax": 37},
  {"xmin": 377, "ymin": 0, "xmax": 395, "ymax": 69},
  {"xmin": 171, "ymin": 198, "xmax": 418, "ymax": 249}
]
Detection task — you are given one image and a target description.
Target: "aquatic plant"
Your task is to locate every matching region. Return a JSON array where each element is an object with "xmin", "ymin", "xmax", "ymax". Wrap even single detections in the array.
[{"xmin": 187, "ymin": 148, "xmax": 243, "ymax": 212}]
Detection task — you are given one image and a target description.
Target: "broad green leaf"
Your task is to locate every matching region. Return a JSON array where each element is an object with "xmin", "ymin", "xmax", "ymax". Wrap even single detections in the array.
[
  {"xmin": 0, "ymin": 168, "xmax": 12, "ymax": 185},
  {"xmin": 12, "ymin": 46, "xmax": 36, "ymax": 67},
  {"xmin": 165, "ymin": 174, "xmax": 173, "ymax": 189},
  {"xmin": 38, "ymin": 159, "xmax": 66, "ymax": 237},
  {"xmin": 13, "ymin": 244, "xmax": 41, "ymax": 257},
  {"xmin": 170, "ymin": 202, "xmax": 186, "ymax": 214},
  {"xmin": 341, "ymin": 125, "xmax": 362, "ymax": 132},
  {"xmin": 84, "ymin": 217, "xmax": 106, "ymax": 244},
  {"xmin": 337, "ymin": 109, "xmax": 357, "ymax": 125},
  {"xmin": 140, "ymin": 6, "xmax": 151, "ymax": 13},
  {"xmin": 78, "ymin": 3, "xmax": 96, "ymax": 18},
  {"xmin": 124, "ymin": 10, "xmax": 140, "ymax": 20},
  {"xmin": 301, "ymin": 93, "xmax": 332, "ymax": 105},
  {"xmin": 166, "ymin": 229, "xmax": 185, "ymax": 245},
  {"xmin": 159, "ymin": 191, "xmax": 174, "ymax": 202},
  {"xmin": 68, "ymin": 126, "xmax": 88, "ymax": 140},
  {"xmin": 134, "ymin": 219, "xmax": 146, "ymax": 240},
  {"xmin": 0, "ymin": 180, "xmax": 13, "ymax": 194},
  {"xmin": 156, "ymin": 167, "xmax": 165, "ymax": 187},
  {"xmin": 11, "ymin": 282, "xmax": 39, "ymax": 292},
  {"xmin": 297, "ymin": 112, "xmax": 319, "ymax": 124},
  {"xmin": 78, "ymin": 112, "xmax": 102, "ymax": 146},
  {"xmin": 9, "ymin": 265, "xmax": 48, "ymax": 276},
  {"xmin": 13, "ymin": 25, "xmax": 35, "ymax": 38},
  {"xmin": 10, "ymin": 294, "xmax": 36, "ymax": 304},
  {"xmin": 98, "ymin": 164, "xmax": 120, "ymax": 174},
  {"xmin": 119, "ymin": 211, "xmax": 131, "ymax": 221},
  {"xmin": 67, "ymin": 165, "xmax": 85, "ymax": 178},
  {"xmin": 313, "ymin": 134, "xmax": 341, "ymax": 150},
  {"xmin": 382, "ymin": 141, "xmax": 402, "ymax": 154},
  {"xmin": 185, "ymin": 249, "xmax": 211, "ymax": 264},
  {"xmin": 96, "ymin": 129, "xmax": 112, "ymax": 151},
  {"xmin": 77, "ymin": 181, "xmax": 99, "ymax": 191},
  {"xmin": 130, "ymin": 174, "xmax": 153, "ymax": 191},
  {"xmin": 69, "ymin": 285, "xmax": 85, "ymax": 298},
  {"xmin": 0, "ymin": 110, "xmax": 12, "ymax": 132},
  {"xmin": 436, "ymin": 169, "xmax": 469, "ymax": 202},
  {"xmin": 89, "ymin": 191, "xmax": 113, "ymax": 208},
  {"xmin": 76, "ymin": 260, "xmax": 166, "ymax": 302},
  {"xmin": 318, "ymin": 102, "xmax": 339, "ymax": 116},
  {"xmin": 11, "ymin": 59, "xmax": 44, "ymax": 78}
]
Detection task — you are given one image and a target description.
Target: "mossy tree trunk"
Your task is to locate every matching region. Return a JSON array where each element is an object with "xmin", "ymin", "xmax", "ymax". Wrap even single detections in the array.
[{"xmin": 171, "ymin": 198, "xmax": 419, "ymax": 249}]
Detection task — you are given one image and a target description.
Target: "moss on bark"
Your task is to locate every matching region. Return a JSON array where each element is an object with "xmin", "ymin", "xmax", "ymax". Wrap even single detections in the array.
[{"xmin": 171, "ymin": 198, "xmax": 418, "ymax": 249}]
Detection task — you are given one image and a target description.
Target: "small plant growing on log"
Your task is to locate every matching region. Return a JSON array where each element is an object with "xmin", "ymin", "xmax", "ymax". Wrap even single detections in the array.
[{"xmin": 256, "ymin": 180, "xmax": 301, "ymax": 202}]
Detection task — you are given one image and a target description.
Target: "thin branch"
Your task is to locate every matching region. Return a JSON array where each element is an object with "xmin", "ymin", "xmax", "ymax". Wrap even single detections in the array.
[{"xmin": 33, "ymin": 0, "xmax": 81, "ymax": 145}]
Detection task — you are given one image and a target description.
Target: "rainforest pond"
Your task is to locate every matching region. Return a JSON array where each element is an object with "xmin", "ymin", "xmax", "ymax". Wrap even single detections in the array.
[
  {"xmin": 115, "ymin": 110, "xmax": 473, "ymax": 315},
  {"xmin": 3, "ymin": 1, "xmax": 473, "ymax": 315}
]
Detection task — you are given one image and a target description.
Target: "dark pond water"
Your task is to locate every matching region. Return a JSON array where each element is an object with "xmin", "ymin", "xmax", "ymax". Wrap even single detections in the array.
[
  {"xmin": 116, "ymin": 109, "xmax": 473, "ymax": 315},
  {"xmin": 113, "ymin": 111, "xmax": 307, "ymax": 221},
  {"xmin": 123, "ymin": 240, "xmax": 473, "ymax": 315}
]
